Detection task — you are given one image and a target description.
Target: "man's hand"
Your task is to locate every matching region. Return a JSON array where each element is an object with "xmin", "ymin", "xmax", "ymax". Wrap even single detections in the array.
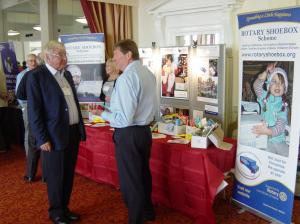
[
  {"xmin": 0, "ymin": 92, "xmax": 8, "ymax": 101},
  {"xmin": 94, "ymin": 109, "xmax": 103, "ymax": 116},
  {"xmin": 40, "ymin": 141, "xmax": 52, "ymax": 152},
  {"xmin": 105, "ymin": 96, "xmax": 110, "ymax": 102},
  {"xmin": 266, "ymin": 62, "xmax": 277, "ymax": 74}
]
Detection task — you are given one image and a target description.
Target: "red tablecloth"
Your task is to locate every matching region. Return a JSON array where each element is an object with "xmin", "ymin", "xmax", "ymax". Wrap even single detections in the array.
[{"xmin": 76, "ymin": 126, "xmax": 237, "ymax": 224}]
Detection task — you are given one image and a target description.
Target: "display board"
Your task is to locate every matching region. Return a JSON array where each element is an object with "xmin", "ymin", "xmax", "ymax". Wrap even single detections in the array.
[
  {"xmin": 192, "ymin": 45, "xmax": 225, "ymax": 119},
  {"xmin": 233, "ymin": 7, "xmax": 300, "ymax": 224},
  {"xmin": 159, "ymin": 45, "xmax": 226, "ymax": 126}
]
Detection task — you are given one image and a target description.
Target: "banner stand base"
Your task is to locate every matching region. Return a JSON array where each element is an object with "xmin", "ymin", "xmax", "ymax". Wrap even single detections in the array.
[
  {"xmin": 232, "ymin": 198, "xmax": 284, "ymax": 224},
  {"xmin": 237, "ymin": 208, "xmax": 246, "ymax": 214}
]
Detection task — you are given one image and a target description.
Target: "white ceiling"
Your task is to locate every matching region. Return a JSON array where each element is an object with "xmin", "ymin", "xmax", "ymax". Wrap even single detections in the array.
[{"xmin": 1, "ymin": 0, "xmax": 86, "ymax": 39}]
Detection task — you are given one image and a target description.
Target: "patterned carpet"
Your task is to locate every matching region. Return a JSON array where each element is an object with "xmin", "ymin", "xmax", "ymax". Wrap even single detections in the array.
[{"xmin": 0, "ymin": 145, "xmax": 299, "ymax": 224}]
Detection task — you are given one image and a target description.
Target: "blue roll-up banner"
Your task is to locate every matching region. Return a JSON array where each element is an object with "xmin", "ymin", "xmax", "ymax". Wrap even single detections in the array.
[
  {"xmin": 60, "ymin": 33, "xmax": 105, "ymax": 102},
  {"xmin": 0, "ymin": 42, "xmax": 18, "ymax": 90},
  {"xmin": 233, "ymin": 7, "xmax": 300, "ymax": 224}
]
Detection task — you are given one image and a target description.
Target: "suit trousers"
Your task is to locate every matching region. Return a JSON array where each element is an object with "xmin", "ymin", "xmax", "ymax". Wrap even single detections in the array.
[
  {"xmin": 21, "ymin": 104, "xmax": 41, "ymax": 178},
  {"xmin": 42, "ymin": 124, "xmax": 80, "ymax": 218},
  {"xmin": 0, "ymin": 107, "xmax": 8, "ymax": 150},
  {"xmin": 113, "ymin": 125, "xmax": 154, "ymax": 224}
]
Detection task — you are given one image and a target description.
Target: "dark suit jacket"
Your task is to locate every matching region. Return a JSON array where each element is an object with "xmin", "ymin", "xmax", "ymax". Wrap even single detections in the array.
[{"xmin": 26, "ymin": 64, "xmax": 86, "ymax": 150}]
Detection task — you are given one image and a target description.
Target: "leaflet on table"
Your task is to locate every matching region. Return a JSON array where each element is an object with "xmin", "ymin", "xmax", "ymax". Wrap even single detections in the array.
[{"xmin": 233, "ymin": 7, "xmax": 300, "ymax": 224}]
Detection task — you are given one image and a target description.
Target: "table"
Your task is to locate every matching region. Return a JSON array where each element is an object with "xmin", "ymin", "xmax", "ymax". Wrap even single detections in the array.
[{"xmin": 76, "ymin": 126, "xmax": 237, "ymax": 224}]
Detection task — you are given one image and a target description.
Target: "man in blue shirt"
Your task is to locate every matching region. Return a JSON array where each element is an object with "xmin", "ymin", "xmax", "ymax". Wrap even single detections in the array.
[
  {"xmin": 15, "ymin": 53, "xmax": 39, "ymax": 182},
  {"xmin": 101, "ymin": 39, "xmax": 157, "ymax": 224}
]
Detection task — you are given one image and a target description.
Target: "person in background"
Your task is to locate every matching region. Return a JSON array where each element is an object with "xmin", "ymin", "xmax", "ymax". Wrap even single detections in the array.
[
  {"xmin": 22, "ymin": 60, "xmax": 27, "ymax": 70},
  {"xmin": 0, "ymin": 68, "xmax": 8, "ymax": 153},
  {"xmin": 99, "ymin": 58, "xmax": 120, "ymax": 108},
  {"xmin": 100, "ymin": 39, "xmax": 157, "ymax": 224},
  {"xmin": 15, "ymin": 53, "xmax": 41, "ymax": 182},
  {"xmin": 17, "ymin": 61, "xmax": 23, "ymax": 72},
  {"xmin": 26, "ymin": 40, "xmax": 86, "ymax": 224},
  {"xmin": 242, "ymin": 80, "xmax": 255, "ymax": 102},
  {"xmin": 36, "ymin": 52, "xmax": 44, "ymax": 65}
]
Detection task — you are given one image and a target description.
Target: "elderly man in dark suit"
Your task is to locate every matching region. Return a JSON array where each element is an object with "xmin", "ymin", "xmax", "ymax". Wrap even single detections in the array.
[{"xmin": 26, "ymin": 40, "xmax": 86, "ymax": 224}]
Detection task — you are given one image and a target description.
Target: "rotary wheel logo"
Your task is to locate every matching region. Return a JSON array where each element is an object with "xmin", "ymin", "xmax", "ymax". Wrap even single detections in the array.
[{"xmin": 279, "ymin": 192, "xmax": 287, "ymax": 201}]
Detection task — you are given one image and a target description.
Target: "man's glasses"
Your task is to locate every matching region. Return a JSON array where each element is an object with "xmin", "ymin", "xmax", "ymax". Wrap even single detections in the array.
[{"xmin": 51, "ymin": 53, "xmax": 67, "ymax": 59}]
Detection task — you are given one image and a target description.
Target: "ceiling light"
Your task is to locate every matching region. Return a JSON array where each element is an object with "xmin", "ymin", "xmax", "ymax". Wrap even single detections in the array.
[
  {"xmin": 33, "ymin": 25, "xmax": 41, "ymax": 31},
  {"xmin": 75, "ymin": 17, "xmax": 87, "ymax": 24},
  {"xmin": 7, "ymin": 29, "xmax": 20, "ymax": 36}
]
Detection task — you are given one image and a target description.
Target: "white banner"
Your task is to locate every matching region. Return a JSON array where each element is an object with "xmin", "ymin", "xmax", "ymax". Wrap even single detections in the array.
[
  {"xmin": 233, "ymin": 7, "xmax": 300, "ymax": 224},
  {"xmin": 60, "ymin": 33, "xmax": 105, "ymax": 102}
]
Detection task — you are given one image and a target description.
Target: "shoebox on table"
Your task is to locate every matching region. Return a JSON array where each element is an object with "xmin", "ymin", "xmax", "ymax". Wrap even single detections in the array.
[{"xmin": 191, "ymin": 136, "xmax": 210, "ymax": 149}]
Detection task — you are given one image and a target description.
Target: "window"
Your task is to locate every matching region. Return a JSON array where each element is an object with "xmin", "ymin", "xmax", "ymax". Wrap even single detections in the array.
[{"xmin": 176, "ymin": 33, "xmax": 220, "ymax": 46}]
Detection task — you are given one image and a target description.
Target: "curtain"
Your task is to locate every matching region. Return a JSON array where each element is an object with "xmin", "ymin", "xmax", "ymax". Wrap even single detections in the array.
[{"xmin": 80, "ymin": 0, "xmax": 132, "ymax": 58}]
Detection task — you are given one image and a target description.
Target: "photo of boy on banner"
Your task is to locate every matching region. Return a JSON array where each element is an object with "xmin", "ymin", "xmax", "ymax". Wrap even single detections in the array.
[
  {"xmin": 240, "ymin": 61, "xmax": 293, "ymax": 158},
  {"xmin": 66, "ymin": 63, "xmax": 105, "ymax": 102}
]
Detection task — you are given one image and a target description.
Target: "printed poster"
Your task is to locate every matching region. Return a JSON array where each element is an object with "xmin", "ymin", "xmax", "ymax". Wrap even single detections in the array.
[
  {"xmin": 0, "ymin": 42, "xmax": 18, "ymax": 90},
  {"xmin": 139, "ymin": 48, "xmax": 155, "ymax": 74},
  {"xmin": 160, "ymin": 47, "xmax": 188, "ymax": 99},
  {"xmin": 233, "ymin": 7, "xmax": 300, "ymax": 224},
  {"xmin": 195, "ymin": 45, "xmax": 220, "ymax": 104},
  {"xmin": 60, "ymin": 33, "xmax": 105, "ymax": 102}
]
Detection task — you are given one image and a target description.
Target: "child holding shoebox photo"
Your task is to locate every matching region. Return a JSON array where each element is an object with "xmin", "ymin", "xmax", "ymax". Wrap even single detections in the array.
[{"xmin": 252, "ymin": 62, "xmax": 290, "ymax": 157}]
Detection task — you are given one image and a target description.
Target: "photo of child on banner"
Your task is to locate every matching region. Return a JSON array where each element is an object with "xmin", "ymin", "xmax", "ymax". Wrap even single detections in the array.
[
  {"xmin": 239, "ymin": 61, "xmax": 293, "ymax": 157},
  {"xmin": 161, "ymin": 54, "xmax": 177, "ymax": 97},
  {"xmin": 161, "ymin": 47, "xmax": 188, "ymax": 98}
]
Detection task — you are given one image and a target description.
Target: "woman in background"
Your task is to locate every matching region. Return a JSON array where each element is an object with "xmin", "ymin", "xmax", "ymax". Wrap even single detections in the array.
[{"xmin": 100, "ymin": 59, "xmax": 120, "ymax": 108}]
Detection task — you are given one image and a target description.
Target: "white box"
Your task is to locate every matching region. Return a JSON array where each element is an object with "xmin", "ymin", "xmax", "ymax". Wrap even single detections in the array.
[
  {"xmin": 191, "ymin": 136, "xmax": 210, "ymax": 149},
  {"xmin": 239, "ymin": 114, "xmax": 268, "ymax": 149},
  {"xmin": 158, "ymin": 122, "xmax": 186, "ymax": 136}
]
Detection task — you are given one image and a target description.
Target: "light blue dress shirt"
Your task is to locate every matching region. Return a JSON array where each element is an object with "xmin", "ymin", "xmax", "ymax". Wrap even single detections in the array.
[
  {"xmin": 101, "ymin": 60, "xmax": 157, "ymax": 128},
  {"xmin": 15, "ymin": 68, "xmax": 29, "ymax": 106}
]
